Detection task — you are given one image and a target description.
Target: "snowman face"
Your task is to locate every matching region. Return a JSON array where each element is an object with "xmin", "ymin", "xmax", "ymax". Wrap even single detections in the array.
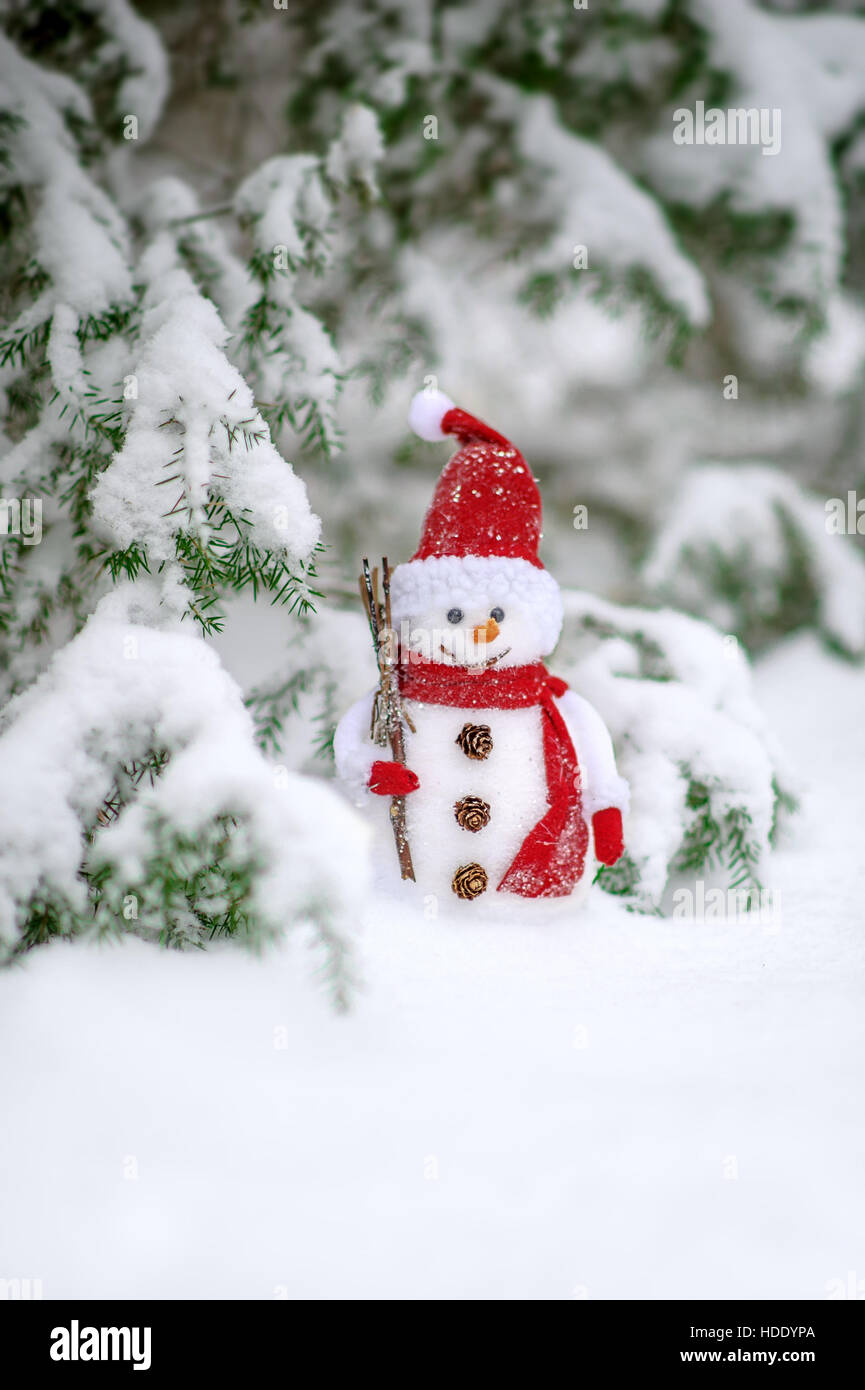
[{"xmin": 402, "ymin": 597, "xmax": 542, "ymax": 668}]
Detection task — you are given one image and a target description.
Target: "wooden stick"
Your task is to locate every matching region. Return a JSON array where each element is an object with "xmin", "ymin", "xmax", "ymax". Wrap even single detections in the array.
[
  {"xmin": 359, "ymin": 571, "xmax": 380, "ymax": 741},
  {"xmin": 380, "ymin": 556, "xmax": 415, "ymax": 881},
  {"xmin": 361, "ymin": 559, "xmax": 379, "ymax": 641},
  {"xmin": 381, "ymin": 556, "xmax": 395, "ymax": 672},
  {"xmin": 360, "ymin": 555, "xmax": 415, "ymax": 882}
]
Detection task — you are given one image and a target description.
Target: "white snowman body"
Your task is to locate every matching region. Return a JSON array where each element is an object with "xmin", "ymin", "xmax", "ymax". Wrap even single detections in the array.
[{"xmin": 405, "ymin": 700, "xmax": 548, "ymax": 897}]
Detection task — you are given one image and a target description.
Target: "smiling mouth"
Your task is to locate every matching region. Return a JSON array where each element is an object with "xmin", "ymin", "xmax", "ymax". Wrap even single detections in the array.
[{"xmin": 439, "ymin": 643, "xmax": 512, "ymax": 669}]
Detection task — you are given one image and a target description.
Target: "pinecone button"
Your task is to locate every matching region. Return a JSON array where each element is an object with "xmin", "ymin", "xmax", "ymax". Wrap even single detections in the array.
[
  {"xmin": 454, "ymin": 796, "xmax": 491, "ymax": 832},
  {"xmin": 452, "ymin": 863, "xmax": 488, "ymax": 900},
  {"xmin": 456, "ymin": 723, "xmax": 493, "ymax": 760}
]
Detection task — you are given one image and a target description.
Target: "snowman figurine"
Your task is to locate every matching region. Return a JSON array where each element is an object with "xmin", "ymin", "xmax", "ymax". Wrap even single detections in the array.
[{"xmin": 335, "ymin": 390, "xmax": 629, "ymax": 904}]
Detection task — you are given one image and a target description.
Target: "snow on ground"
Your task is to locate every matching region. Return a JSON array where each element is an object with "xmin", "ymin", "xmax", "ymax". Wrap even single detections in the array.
[{"xmin": 0, "ymin": 633, "xmax": 863, "ymax": 1300}]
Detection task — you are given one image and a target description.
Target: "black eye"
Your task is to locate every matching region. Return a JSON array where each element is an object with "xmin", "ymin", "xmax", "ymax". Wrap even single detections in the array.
[
  {"xmin": 447, "ymin": 608, "xmax": 463, "ymax": 624},
  {"xmin": 490, "ymin": 607, "xmax": 505, "ymax": 622}
]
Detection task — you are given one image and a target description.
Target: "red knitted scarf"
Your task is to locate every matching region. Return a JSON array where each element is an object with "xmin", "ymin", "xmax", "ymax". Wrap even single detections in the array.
[{"xmin": 398, "ymin": 658, "xmax": 588, "ymax": 897}]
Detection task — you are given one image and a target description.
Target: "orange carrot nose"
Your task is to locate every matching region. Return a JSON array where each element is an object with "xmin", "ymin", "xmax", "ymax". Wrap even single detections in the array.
[{"xmin": 472, "ymin": 617, "xmax": 500, "ymax": 644}]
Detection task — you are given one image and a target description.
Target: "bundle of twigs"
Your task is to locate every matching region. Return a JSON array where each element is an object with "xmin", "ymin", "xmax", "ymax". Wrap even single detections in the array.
[{"xmin": 359, "ymin": 557, "xmax": 415, "ymax": 881}]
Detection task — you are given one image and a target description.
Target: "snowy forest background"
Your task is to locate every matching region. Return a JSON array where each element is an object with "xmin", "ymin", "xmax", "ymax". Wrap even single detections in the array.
[{"xmin": 1, "ymin": 0, "xmax": 865, "ymax": 1302}]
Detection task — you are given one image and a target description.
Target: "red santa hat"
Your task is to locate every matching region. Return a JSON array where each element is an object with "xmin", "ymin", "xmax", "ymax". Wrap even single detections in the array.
[{"xmin": 389, "ymin": 390, "xmax": 563, "ymax": 653}]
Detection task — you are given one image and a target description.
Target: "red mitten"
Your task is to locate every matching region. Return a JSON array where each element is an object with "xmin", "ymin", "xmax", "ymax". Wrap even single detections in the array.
[
  {"xmin": 592, "ymin": 807, "xmax": 624, "ymax": 866},
  {"xmin": 368, "ymin": 760, "xmax": 420, "ymax": 797}
]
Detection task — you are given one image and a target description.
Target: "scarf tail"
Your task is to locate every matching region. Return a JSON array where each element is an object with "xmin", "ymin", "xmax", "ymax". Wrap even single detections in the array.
[{"xmin": 497, "ymin": 695, "xmax": 588, "ymax": 898}]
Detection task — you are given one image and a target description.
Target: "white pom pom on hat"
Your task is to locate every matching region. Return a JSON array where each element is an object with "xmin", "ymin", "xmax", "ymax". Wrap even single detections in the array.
[{"xmin": 408, "ymin": 388, "xmax": 455, "ymax": 441}]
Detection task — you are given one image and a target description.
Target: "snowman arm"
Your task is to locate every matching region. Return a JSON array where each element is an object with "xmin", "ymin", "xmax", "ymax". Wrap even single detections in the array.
[
  {"xmin": 554, "ymin": 690, "xmax": 630, "ymax": 819},
  {"xmin": 333, "ymin": 691, "xmax": 379, "ymax": 804}
]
